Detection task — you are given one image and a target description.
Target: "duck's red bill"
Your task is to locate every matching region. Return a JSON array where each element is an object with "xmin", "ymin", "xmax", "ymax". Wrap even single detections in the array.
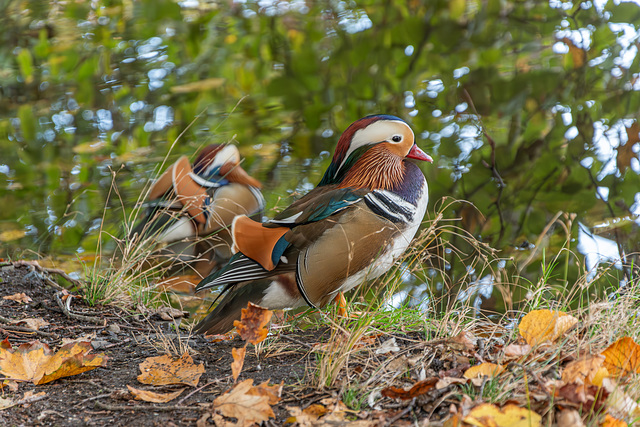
[{"xmin": 407, "ymin": 144, "xmax": 433, "ymax": 162}]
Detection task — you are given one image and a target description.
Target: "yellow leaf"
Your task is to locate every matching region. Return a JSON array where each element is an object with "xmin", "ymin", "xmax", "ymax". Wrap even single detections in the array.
[
  {"xmin": 561, "ymin": 355, "xmax": 606, "ymax": 386},
  {"xmin": 213, "ymin": 379, "xmax": 275, "ymax": 425},
  {"xmin": 126, "ymin": 385, "xmax": 185, "ymax": 403},
  {"xmin": 137, "ymin": 352, "xmax": 204, "ymax": 387},
  {"xmin": 0, "ymin": 339, "xmax": 107, "ymax": 385},
  {"xmin": 464, "ymin": 403, "xmax": 542, "ymax": 427},
  {"xmin": 231, "ymin": 346, "xmax": 246, "ymax": 382},
  {"xmin": 601, "ymin": 414, "xmax": 628, "ymax": 427},
  {"xmin": 464, "ymin": 363, "xmax": 504, "ymax": 379},
  {"xmin": 601, "ymin": 337, "xmax": 640, "ymax": 377},
  {"xmin": 233, "ymin": 302, "xmax": 273, "ymax": 345},
  {"xmin": 518, "ymin": 310, "xmax": 578, "ymax": 346},
  {"xmin": 591, "ymin": 367, "xmax": 609, "ymax": 387},
  {"xmin": 0, "ymin": 230, "xmax": 25, "ymax": 242},
  {"xmin": 3, "ymin": 293, "xmax": 32, "ymax": 304}
]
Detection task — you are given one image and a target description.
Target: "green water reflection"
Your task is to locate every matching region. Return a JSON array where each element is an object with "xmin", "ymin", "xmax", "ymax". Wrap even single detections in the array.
[{"xmin": 2, "ymin": 0, "xmax": 640, "ymax": 310}]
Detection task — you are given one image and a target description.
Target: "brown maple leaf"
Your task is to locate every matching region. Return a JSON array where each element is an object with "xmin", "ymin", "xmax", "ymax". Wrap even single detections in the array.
[{"xmin": 233, "ymin": 302, "xmax": 273, "ymax": 345}]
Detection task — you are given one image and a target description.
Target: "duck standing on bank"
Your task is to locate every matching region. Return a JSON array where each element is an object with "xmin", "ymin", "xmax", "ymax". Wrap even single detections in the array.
[
  {"xmin": 194, "ymin": 115, "xmax": 432, "ymax": 334},
  {"xmin": 129, "ymin": 144, "xmax": 265, "ymax": 269}
]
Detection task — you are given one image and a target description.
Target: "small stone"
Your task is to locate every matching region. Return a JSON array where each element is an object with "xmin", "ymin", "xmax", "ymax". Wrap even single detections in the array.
[
  {"xmin": 91, "ymin": 340, "xmax": 111, "ymax": 350},
  {"xmin": 107, "ymin": 324, "xmax": 121, "ymax": 334}
]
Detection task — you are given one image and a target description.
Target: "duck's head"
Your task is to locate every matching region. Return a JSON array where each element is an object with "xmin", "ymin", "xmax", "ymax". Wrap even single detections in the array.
[
  {"xmin": 319, "ymin": 115, "xmax": 432, "ymax": 187},
  {"xmin": 193, "ymin": 144, "xmax": 261, "ymax": 188}
]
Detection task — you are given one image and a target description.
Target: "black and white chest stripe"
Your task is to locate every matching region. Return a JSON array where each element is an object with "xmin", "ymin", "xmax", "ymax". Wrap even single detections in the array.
[{"xmin": 364, "ymin": 189, "xmax": 418, "ymax": 223}]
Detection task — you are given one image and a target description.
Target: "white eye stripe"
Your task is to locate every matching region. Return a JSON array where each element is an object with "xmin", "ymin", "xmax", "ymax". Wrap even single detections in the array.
[{"xmin": 335, "ymin": 120, "xmax": 413, "ymax": 177}]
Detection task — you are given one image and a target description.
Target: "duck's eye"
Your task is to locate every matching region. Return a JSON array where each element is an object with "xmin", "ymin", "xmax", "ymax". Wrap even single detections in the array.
[{"xmin": 391, "ymin": 135, "xmax": 402, "ymax": 143}]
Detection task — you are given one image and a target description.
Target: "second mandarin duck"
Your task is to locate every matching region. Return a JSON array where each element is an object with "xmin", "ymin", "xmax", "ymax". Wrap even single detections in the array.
[{"xmin": 129, "ymin": 144, "xmax": 265, "ymax": 267}]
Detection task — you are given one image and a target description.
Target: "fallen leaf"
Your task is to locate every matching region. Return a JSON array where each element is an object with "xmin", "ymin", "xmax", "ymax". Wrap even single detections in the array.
[
  {"xmin": 213, "ymin": 379, "xmax": 275, "ymax": 425},
  {"xmin": 518, "ymin": 310, "xmax": 578, "ymax": 346},
  {"xmin": 319, "ymin": 397, "xmax": 349, "ymax": 414},
  {"xmin": 601, "ymin": 337, "xmax": 640, "ymax": 377},
  {"xmin": 449, "ymin": 331, "xmax": 477, "ymax": 351},
  {"xmin": 231, "ymin": 346, "xmax": 246, "ymax": 381},
  {"xmin": 562, "ymin": 355, "xmax": 606, "ymax": 386},
  {"xmin": 0, "ymin": 339, "xmax": 107, "ymax": 385},
  {"xmin": 503, "ymin": 343, "xmax": 532, "ymax": 358},
  {"xmin": 601, "ymin": 414, "xmax": 628, "ymax": 427},
  {"xmin": 381, "ymin": 377, "xmax": 438, "ymax": 400},
  {"xmin": 443, "ymin": 413, "xmax": 463, "ymax": 427},
  {"xmin": 286, "ymin": 399, "xmax": 349, "ymax": 425},
  {"xmin": 9, "ymin": 318, "xmax": 49, "ymax": 331},
  {"xmin": 463, "ymin": 403, "xmax": 541, "ymax": 427},
  {"xmin": 436, "ymin": 377, "xmax": 468, "ymax": 389},
  {"xmin": 0, "ymin": 391, "xmax": 47, "ymax": 410},
  {"xmin": 2, "ymin": 293, "xmax": 32, "ymax": 304},
  {"xmin": 21, "ymin": 390, "xmax": 46, "ymax": 402},
  {"xmin": 0, "ymin": 396, "xmax": 14, "ymax": 410},
  {"xmin": 233, "ymin": 302, "xmax": 273, "ymax": 345},
  {"xmin": 464, "ymin": 363, "xmax": 504, "ymax": 379},
  {"xmin": 557, "ymin": 409, "xmax": 585, "ymax": 427},
  {"xmin": 209, "ymin": 413, "xmax": 236, "ymax": 427},
  {"xmin": 286, "ymin": 405, "xmax": 325, "ymax": 426},
  {"xmin": 375, "ymin": 337, "xmax": 400, "ymax": 354},
  {"xmin": 556, "ymin": 382, "xmax": 609, "ymax": 411},
  {"xmin": 249, "ymin": 380, "xmax": 282, "ymax": 405},
  {"xmin": 126, "ymin": 385, "xmax": 185, "ymax": 403},
  {"xmin": 137, "ymin": 352, "xmax": 204, "ymax": 387}
]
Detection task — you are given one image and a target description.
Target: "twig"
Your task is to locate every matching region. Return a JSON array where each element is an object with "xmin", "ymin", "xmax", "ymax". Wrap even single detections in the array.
[
  {"xmin": 55, "ymin": 291, "xmax": 105, "ymax": 325},
  {"xmin": 101, "ymin": 338, "xmax": 131, "ymax": 349},
  {"xmin": 0, "ymin": 315, "xmax": 56, "ymax": 337},
  {"xmin": 12, "ymin": 260, "xmax": 82, "ymax": 288},
  {"xmin": 175, "ymin": 378, "xmax": 227, "ymax": 406},
  {"xmin": 462, "ymin": 88, "xmax": 506, "ymax": 241},
  {"xmin": 74, "ymin": 393, "xmax": 113, "ymax": 407},
  {"xmin": 94, "ymin": 401, "xmax": 200, "ymax": 412},
  {"xmin": 2, "ymin": 393, "xmax": 48, "ymax": 409}
]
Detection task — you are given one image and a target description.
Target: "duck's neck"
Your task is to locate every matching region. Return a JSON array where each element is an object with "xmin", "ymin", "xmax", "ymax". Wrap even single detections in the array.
[{"xmin": 337, "ymin": 146, "xmax": 404, "ymax": 191}]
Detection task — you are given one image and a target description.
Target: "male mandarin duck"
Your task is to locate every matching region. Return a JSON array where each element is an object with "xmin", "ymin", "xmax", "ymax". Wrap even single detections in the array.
[
  {"xmin": 193, "ymin": 115, "xmax": 432, "ymax": 334},
  {"xmin": 129, "ymin": 144, "xmax": 265, "ymax": 264}
]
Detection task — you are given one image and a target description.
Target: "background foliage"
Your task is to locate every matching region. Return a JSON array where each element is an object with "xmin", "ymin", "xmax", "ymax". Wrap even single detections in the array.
[{"xmin": 1, "ymin": 0, "xmax": 639, "ymax": 309}]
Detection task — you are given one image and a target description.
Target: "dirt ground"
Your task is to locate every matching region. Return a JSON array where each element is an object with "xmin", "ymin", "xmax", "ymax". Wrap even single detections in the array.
[{"xmin": 0, "ymin": 263, "xmax": 461, "ymax": 426}]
